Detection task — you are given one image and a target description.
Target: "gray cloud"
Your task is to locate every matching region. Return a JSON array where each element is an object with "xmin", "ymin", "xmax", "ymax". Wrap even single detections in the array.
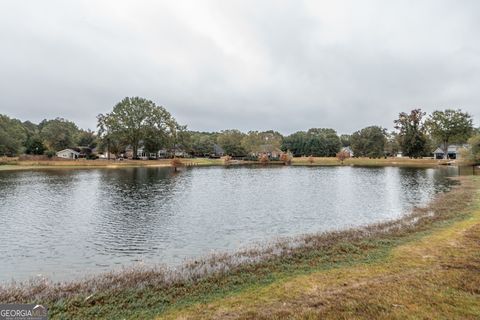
[{"xmin": 0, "ymin": 0, "xmax": 479, "ymax": 134}]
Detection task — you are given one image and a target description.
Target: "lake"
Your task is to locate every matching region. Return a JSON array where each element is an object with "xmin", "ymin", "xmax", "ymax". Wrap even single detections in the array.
[{"xmin": 0, "ymin": 165, "xmax": 459, "ymax": 282}]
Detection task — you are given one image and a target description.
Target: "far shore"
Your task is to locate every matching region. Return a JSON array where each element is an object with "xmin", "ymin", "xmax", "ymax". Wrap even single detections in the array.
[{"xmin": 0, "ymin": 156, "xmax": 457, "ymax": 172}]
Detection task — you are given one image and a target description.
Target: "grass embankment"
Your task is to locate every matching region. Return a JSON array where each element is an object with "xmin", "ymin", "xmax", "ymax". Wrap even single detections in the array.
[
  {"xmin": 291, "ymin": 156, "xmax": 448, "ymax": 167},
  {"xmin": 0, "ymin": 177, "xmax": 478, "ymax": 319},
  {"xmin": 0, "ymin": 156, "xmax": 447, "ymax": 172},
  {"xmin": 0, "ymin": 157, "xmax": 224, "ymax": 171},
  {"xmin": 165, "ymin": 179, "xmax": 480, "ymax": 319}
]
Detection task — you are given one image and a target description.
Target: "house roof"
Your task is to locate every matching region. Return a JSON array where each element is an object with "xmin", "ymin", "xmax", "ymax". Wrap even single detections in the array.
[
  {"xmin": 56, "ymin": 149, "xmax": 80, "ymax": 155},
  {"xmin": 213, "ymin": 144, "xmax": 224, "ymax": 154},
  {"xmin": 433, "ymin": 145, "xmax": 466, "ymax": 154}
]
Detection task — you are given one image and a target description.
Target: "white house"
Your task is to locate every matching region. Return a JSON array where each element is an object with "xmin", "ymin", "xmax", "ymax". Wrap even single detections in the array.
[{"xmin": 56, "ymin": 149, "xmax": 80, "ymax": 159}]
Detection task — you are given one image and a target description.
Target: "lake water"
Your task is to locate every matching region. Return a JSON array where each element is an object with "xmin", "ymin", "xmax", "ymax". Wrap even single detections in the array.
[{"xmin": 0, "ymin": 165, "xmax": 459, "ymax": 283}]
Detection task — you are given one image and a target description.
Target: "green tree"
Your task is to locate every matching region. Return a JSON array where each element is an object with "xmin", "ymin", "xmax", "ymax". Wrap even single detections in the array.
[
  {"xmin": 305, "ymin": 128, "xmax": 341, "ymax": 157},
  {"xmin": 281, "ymin": 131, "xmax": 307, "ymax": 156},
  {"xmin": 394, "ymin": 109, "xmax": 428, "ymax": 158},
  {"xmin": 0, "ymin": 114, "xmax": 27, "ymax": 155},
  {"xmin": 241, "ymin": 130, "xmax": 283, "ymax": 154},
  {"xmin": 350, "ymin": 126, "xmax": 387, "ymax": 158},
  {"xmin": 425, "ymin": 109, "xmax": 473, "ymax": 159},
  {"xmin": 282, "ymin": 129, "xmax": 341, "ymax": 157},
  {"xmin": 217, "ymin": 129, "xmax": 247, "ymax": 156},
  {"xmin": 24, "ymin": 136, "xmax": 46, "ymax": 155},
  {"xmin": 385, "ymin": 132, "xmax": 400, "ymax": 157},
  {"xmin": 21, "ymin": 120, "xmax": 45, "ymax": 155},
  {"xmin": 39, "ymin": 118, "xmax": 79, "ymax": 151},
  {"xmin": 76, "ymin": 129, "xmax": 97, "ymax": 148},
  {"xmin": 340, "ymin": 134, "xmax": 351, "ymax": 147},
  {"xmin": 467, "ymin": 134, "xmax": 480, "ymax": 164},
  {"xmin": 189, "ymin": 132, "xmax": 216, "ymax": 156},
  {"xmin": 97, "ymin": 97, "xmax": 180, "ymax": 159}
]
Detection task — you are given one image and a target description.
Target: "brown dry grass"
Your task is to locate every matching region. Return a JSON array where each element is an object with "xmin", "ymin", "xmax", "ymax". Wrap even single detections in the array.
[
  {"xmin": 0, "ymin": 156, "xmax": 452, "ymax": 172},
  {"xmin": 292, "ymin": 156, "xmax": 448, "ymax": 167}
]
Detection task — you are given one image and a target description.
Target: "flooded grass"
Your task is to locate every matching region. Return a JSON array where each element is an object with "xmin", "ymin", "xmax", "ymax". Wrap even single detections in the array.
[{"xmin": 0, "ymin": 177, "xmax": 478, "ymax": 319}]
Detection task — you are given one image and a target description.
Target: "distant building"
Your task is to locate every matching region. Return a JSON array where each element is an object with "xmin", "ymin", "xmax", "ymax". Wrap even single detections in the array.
[
  {"xmin": 56, "ymin": 149, "xmax": 80, "ymax": 159},
  {"xmin": 251, "ymin": 144, "xmax": 282, "ymax": 158},
  {"xmin": 124, "ymin": 144, "xmax": 190, "ymax": 159},
  {"xmin": 433, "ymin": 145, "xmax": 466, "ymax": 160},
  {"xmin": 341, "ymin": 146, "xmax": 354, "ymax": 157},
  {"xmin": 211, "ymin": 144, "xmax": 225, "ymax": 158},
  {"xmin": 135, "ymin": 146, "xmax": 158, "ymax": 160},
  {"xmin": 157, "ymin": 147, "xmax": 189, "ymax": 158}
]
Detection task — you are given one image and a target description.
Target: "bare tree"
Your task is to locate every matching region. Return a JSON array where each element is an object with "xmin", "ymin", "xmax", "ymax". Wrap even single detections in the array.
[{"xmin": 336, "ymin": 150, "xmax": 350, "ymax": 164}]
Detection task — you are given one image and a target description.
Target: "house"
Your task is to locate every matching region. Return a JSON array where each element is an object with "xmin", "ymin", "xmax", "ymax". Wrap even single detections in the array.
[
  {"xmin": 211, "ymin": 144, "xmax": 225, "ymax": 158},
  {"xmin": 341, "ymin": 146, "xmax": 354, "ymax": 157},
  {"xmin": 135, "ymin": 146, "xmax": 158, "ymax": 160},
  {"xmin": 98, "ymin": 151, "xmax": 116, "ymax": 160},
  {"xmin": 124, "ymin": 145, "xmax": 156, "ymax": 159},
  {"xmin": 75, "ymin": 146, "xmax": 93, "ymax": 158},
  {"xmin": 124, "ymin": 144, "xmax": 190, "ymax": 159},
  {"xmin": 251, "ymin": 145, "xmax": 282, "ymax": 158},
  {"xmin": 433, "ymin": 145, "xmax": 466, "ymax": 160},
  {"xmin": 56, "ymin": 149, "xmax": 80, "ymax": 159},
  {"xmin": 157, "ymin": 147, "xmax": 189, "ymax": 158}
]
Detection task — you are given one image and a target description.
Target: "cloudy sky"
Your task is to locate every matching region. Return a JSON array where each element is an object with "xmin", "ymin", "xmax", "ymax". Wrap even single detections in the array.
[{"xmin": 1, "ymin": 0, "xmax": 479, "ymax": 134}]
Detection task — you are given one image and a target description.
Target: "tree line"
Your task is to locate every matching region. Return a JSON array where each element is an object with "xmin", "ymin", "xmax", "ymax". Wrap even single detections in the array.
[
  {"xmin": 1, "ymin": 97, "xmax": 479, "ymax": 161},
  {"xmin": 0, "ymin": 115, "xmax": 96, "ymax": 157}
]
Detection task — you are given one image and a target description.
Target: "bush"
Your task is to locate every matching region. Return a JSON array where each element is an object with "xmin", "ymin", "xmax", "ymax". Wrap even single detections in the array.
[
  {"xmin": 170, "ymin": 157, "xmax": 183, "ymax": 171},
  {"xmin": 279, "ymin": 152, "xmax": 292, "ymax": 165},
  {"xmin": 336, "ymin": 150, "xmax": 351, "ymax": 164},
  {"xmin": 259, "ymin": 154, "xmax": 269, "ymax": 165},
  {"xmin": 44, "ymin": 150, "xmax": 56, "ymax": 159},
  {"xmin": 222, "ymin": 155, "xmax": 232, "ymax": 165}
]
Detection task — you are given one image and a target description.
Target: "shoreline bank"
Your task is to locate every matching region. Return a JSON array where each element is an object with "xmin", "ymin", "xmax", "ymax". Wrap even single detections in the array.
[{"xmin": 0, "ymin": 157, "xmax": 452, "ymax": 172}]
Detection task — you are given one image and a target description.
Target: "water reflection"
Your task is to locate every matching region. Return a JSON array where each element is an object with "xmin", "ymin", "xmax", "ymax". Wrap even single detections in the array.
[{"xmin": 0, "ymin": 166, "xmax": 458, "ymax": 282}]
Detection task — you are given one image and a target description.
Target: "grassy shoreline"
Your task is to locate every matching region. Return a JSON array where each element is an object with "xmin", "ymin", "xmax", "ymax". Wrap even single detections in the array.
[
  {"xmin": 0, "ymin": 156, "xmax": 451, "ymax": 172},
  {"xmin": 0, "ymin": 176, "xmax": 478, "ymax": 319},
  {"xmin": 165, "ymin": 178, "xmax": 480, "ymax": 319}
]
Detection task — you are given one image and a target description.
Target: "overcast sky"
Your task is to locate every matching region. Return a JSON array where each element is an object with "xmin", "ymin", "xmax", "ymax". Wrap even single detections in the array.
[{"xmin": 0, "ymin": 0, "xmax": 479, "ymax": 134}]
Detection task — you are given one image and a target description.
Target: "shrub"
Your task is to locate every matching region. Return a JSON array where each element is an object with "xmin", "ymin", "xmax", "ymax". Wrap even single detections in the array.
[
  {"xmin": 222, "ymin": 155, "xmax": 232, "ymax": 165},
  {"xmin": 44, "ymin": 150, "xmax": 56, "ymax": 159},
  {"xmin": 259, "ymin": 154, "xmax": 269, "ymax": 165},
  {"xmin": 279, "ymin": 152, "xmax": 292, "ymax": 165},
  {"xmin": 336, "ymin": 150, "xmax": 350, "ymax": 164},
  {"xmin": 170, "ymin": 157, "xmax": 183, "ymax": 171}
]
